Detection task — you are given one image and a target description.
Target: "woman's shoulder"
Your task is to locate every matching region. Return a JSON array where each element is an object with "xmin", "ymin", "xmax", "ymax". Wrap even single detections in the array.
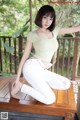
[
  {"xmin": 28, "ymin": 29, "xmax": 37, "ymax": 33},
  {"xmin": 27, "ymin": 30, "xmax": 37, "ymax": 37},
  {"xmin": 27, "ymin": 30, "xmax": 37, "ymax": 42}
]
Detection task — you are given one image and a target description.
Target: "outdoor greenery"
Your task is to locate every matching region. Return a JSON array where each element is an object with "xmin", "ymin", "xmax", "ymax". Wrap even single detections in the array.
[{"xmin": 0, "ymin": 0, "xmax": 80, "ymax": 36}]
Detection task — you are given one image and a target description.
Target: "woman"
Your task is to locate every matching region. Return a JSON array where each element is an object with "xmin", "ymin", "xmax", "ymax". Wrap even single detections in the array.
[{"xmin": 11, "ymin": 5, "xmax": 80, "ymax": 104}]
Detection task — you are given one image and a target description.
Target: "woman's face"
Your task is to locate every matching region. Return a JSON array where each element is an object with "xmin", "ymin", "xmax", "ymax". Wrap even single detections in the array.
[{"xmin": 42, "ymin": 15, "xmax": 53, "ymax": 29}]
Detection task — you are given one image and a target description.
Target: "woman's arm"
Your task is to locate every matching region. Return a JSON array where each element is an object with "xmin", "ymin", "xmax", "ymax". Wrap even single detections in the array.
[
  {"xmin": 15, "ymin": 40, "xmax": 32, "ymax": 82},
  {"xmin": 58, "ymin": 25, "xmax": 80, "ymax": 35}
]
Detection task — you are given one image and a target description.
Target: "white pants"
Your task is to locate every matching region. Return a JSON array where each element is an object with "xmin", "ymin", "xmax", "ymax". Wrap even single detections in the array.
[{"xmin": 22, "ymin": 59, "xmax": 71, "ymax": 105}]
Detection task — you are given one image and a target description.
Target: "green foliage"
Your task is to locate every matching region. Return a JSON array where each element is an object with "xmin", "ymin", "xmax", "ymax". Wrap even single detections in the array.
[
  {"xmin": 0, "ymin": 72, "xmax": 12, "ymax": 77},
  {"xmin": 12, "ymin": 24, "xmax": 29, "ymax": 38},
  {"xmin": 0, "ymin": 0, "xmax": 80, "ymax": 36},
  {"xmin": 53, "ymin": 3, "xmax": 80, "ymax": 27},
  {"xmin": 0, "ymin": 0, "xmax": 29, "ymax": 36},
  {"xmin": 59, "ymin": 39, "xmax": 74, "ymax": 57},
  {"xmin": 4, "ymin": 41, "xmax": 14, "ymax": 54}
]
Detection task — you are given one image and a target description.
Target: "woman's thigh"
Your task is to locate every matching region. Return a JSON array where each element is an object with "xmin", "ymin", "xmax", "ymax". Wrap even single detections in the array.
[
  {"xmin": 22, "ymin": 59, "xmax": 54, "ymax": 97},
  {"xmin": 44, "ymin": 70, "xmax": 71, "ymax": 90}
]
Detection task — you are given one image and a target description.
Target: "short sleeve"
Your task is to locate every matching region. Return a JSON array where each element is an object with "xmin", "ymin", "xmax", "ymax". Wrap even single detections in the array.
[
  {"xmin": 53, "ymin": 27, "xmax": 60, "ymax": 37},
  {"xmin": 27, "ymin": 31, "xmax": 35, "ymax": 43}
]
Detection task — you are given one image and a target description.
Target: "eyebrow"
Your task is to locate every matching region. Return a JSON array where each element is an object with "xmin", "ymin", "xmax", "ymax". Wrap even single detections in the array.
[
  {"xmin": 44, "ymin": 13, "xmax": 54, "ymax": 18},
  {"xmin": 43, "ymin": 15, "xmax": 53, "ymax": 19}
]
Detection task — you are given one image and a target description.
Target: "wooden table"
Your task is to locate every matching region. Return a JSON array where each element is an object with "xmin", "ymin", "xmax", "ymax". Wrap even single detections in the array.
[{"xmin": 0, "ymin": 77, "xmax": 76, "ymax": 120}]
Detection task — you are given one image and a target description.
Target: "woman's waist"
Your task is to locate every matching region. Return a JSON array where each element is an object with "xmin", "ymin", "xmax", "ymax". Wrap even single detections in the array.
[{"xmin": 30, "ymin": 57, "xmax": 52, "ymax": 69}]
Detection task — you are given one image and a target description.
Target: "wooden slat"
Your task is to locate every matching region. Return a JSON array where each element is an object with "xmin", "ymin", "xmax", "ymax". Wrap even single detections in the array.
[
  {"xmin": 52, "ymin": 89, "xmax": 58, "ymax": 103},
  {"xmin": 68, "ymin": 84, "xmax": 76, "ymax": 110},
  {"xmin": 72, "ymin": 34, "xmax": 78, "ymax": 80},
  {"xmin": 56, "ymin": 39, "xmax": 60, "ymax": 73},
  {"xmin": 0, "ymin": 38, "xmax": 2, "ymax": 72},
  {"xmin": 62, "ymin": 39, "xmax": 65, "ymax": 75},
  {"xmin": 0, "ymin": 77, "xmax": 27, "ymax": 100},
  {"xmin": 0, "ymin": 79, "xmax": 10, "ymax": 91},
  {"xmin": 14, "ymin": 39, "xmax": 17, "ymax": 73},
  {"xmin": 57, "ymin": 90, "xmax": 68, "ymax": 104},
  {"xmin": 0, "ymin": 81, "xmax": 10, "ymax": 97},
  {"xmin": 66, "ymin": 40, "xmax": 71, "ymax": 77},
  {"xmin": 9, "ymin": 37, "xmax": 12, "ymax": 73}
]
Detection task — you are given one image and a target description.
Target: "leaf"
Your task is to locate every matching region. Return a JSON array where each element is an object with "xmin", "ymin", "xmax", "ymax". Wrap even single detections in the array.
[
  {"xmin": 4, "ymin": 41, "xmax": 14, "ymax": 54},
  {"xmin": 23, "ymin": 25, "xmax": 29, "ymax": 32},
  {"xmin": 12, "ymin": 25, "xmax": 29, "ymax": 38},
  {"xmin": 12, "ymin": 28, "xmax": 23, "ymax": 38}
]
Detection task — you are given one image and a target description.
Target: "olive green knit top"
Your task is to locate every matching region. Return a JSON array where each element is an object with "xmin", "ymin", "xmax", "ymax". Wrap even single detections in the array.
[{"xmin": 27, "ymin": 27, "xmax": 60, "ymax": 62}]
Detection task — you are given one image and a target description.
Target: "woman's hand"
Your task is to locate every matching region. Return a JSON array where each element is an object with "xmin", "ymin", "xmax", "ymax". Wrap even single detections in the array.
[
  {"xmin": 11, "ymin": 80, "xmax": 19, "ymax": 90},
  {"xmin": 11, "ymin": 80, "xmax": 22, "ymax": 96}
]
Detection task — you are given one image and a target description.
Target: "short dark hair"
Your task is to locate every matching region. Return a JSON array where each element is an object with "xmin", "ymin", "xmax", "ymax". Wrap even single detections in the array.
[{"xmin": 35, "ymin": 5, "xmax": 56, "ymax": 31}]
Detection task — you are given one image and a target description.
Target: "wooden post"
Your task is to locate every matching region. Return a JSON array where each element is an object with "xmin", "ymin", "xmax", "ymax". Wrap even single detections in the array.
[
  {"xmin": 0, "ymin": 38, "xmax": 2, "ymax": 72},
  {"xmin": 29, "ymin": 0, "xmax": 32, "ymax": 31},
  {"xmin": 77, "ymin": 85, "xmax": 80, "ymax": 120},
  {"xmin": 18, "ymin": 35, "xmax": 23, "ymax": 61},
  {"xmin": 65, "ymin": 112, "xmax": 74, "ymax": 120},
  {"xmin": 72, "ymin": 32, "xmax": 79, "ymax": 80}
]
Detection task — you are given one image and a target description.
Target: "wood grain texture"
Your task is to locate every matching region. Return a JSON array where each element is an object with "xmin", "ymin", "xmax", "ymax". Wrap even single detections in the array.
[{"xmin": 0, "ymin": 77, "xmax": 76, "ymax": 119}]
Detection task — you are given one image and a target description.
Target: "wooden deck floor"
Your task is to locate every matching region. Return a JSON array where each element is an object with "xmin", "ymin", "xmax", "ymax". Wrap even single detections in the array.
[{"xmin": 0, "ymin": 77, "xmax": 76, "ymax": 120}]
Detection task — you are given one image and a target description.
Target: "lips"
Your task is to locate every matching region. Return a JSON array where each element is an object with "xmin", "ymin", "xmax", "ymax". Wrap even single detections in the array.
[{"xmin": 45, "ymin": 24, "xmax": 48, "ymax": 26}]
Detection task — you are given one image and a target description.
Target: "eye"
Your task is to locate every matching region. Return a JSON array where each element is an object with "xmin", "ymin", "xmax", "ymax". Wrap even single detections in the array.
[
  {"xmin": 50, "ymin": 18, "xmax": 53, "ymax": 21},
  {"xmin": 43, "ymin": 16, "xmax": 47, "ymax": 18}
]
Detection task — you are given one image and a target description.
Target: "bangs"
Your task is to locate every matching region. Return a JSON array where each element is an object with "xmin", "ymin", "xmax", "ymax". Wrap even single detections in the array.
[
  {"xmin": 44, "ymin": 12, "xmax": 54, "ymax": 18},
  {"xmin": 41, "ymin": 5, "xmax": 55, "ymax": 18}
]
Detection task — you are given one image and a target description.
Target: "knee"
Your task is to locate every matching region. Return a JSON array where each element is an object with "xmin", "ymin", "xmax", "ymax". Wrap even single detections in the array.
[
  {"xmin": 66, "ymin": 79, "xmax": 71, "ymax": 89},
  {"xmin": 45, "ymin": 94, "xmax": 56, "ymax": 105}
]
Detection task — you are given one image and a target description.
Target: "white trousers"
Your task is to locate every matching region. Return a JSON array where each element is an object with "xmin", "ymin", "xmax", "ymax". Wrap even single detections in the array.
[{"xmin": 22, "ymin": 59, "xmax": 71, "ymax": 105}]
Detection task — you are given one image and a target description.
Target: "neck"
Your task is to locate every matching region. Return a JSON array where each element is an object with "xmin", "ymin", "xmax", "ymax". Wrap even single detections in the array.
[{"xmin": 38, "ymin": 28, "xmax": 48, "ymax": 32}]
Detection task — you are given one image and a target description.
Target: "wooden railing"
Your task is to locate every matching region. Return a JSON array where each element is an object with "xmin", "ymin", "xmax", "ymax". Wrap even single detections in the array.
[{"xmin": 0, "ymin": 34, "xmax": 80, "ymax": 80}]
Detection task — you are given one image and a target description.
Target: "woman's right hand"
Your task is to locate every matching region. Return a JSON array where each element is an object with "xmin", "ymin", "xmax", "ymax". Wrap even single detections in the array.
[
  {"xmin": 11, "ymin": 79, "xmax": 19, "ymax": 90},
  {"xmin": 11, "ymin": 79, "xmax": 22, "ymax": 96}
]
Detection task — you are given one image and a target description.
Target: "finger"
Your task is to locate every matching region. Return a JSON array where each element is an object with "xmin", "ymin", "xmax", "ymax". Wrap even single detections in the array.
[{"xmin": 12, "ymin": 83, "xmax": 15, "ymax": 88}]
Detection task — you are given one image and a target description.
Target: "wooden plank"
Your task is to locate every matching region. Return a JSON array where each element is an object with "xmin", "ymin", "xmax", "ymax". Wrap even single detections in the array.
[
  {"xmin": 0, "ymin": 78, "xmax": 11, "ymax": 98},
  {"xmin": 0, "ymin": 97, "xmax": 10, "ymax": 102},
  {"xmin": 0, "ymin": 80, "xmax": 10, "ymax": 97},
  {"xmin": 66, "ymin": 40, "xmax": 71, "ymax": 77},
  {"xmin": 0, "ymin": 77, "xmax": 27, "ymax": 99},
  {"xmin": 52, "ymin": 89, "xmax": 58, "ymax": 104},
  {"xmin": 0, "ymin": 100, "xmax": 75, "ymax": 116},
  {"xmin": 57, "ymin": 90, "xmax": 68, "ymax": 104},
  {"xmin": 0, "ymin": 77, "xmax": 76, "ymax": 118},
  {"xmin": 68, "ymin": 84, "xmax": 76, "ymax": 110},
  {"xmin": 0, "ymin": 79, "xmax": 9, "ymax": 90},
  {"xmin": 4, "ymin": 91, "xmax": 10, "ymax": 98},
  {"xmin": 62, "ymin": 39, "xmax": 65, "ymax": 75}
]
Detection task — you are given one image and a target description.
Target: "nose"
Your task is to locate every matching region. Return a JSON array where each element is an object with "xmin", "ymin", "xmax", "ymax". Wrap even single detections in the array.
[{"xmin": 46, "ymin": 18, "xmax": 49, "ymax": 24}]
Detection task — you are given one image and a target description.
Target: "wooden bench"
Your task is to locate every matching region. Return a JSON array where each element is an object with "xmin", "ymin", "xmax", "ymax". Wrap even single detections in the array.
[{"xmin": 0, "ymin": 77, "xmax": 76, "ymax": 120}]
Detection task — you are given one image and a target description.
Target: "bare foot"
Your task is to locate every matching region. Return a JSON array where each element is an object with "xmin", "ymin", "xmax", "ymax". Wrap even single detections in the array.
[{"xmin": 11, "ymin": 81, "xmax": 23, "ymax": 96}]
